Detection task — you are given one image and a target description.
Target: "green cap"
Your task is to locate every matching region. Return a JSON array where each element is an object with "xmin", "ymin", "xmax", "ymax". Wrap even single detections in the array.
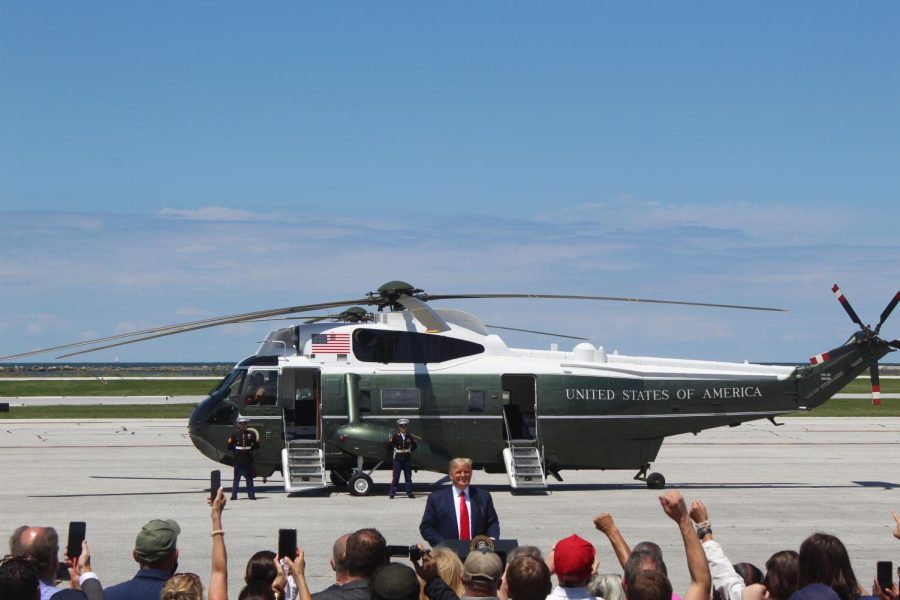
[{"xmin": 134, "ymin": 519, "xmax": 181, "ymax": 563}]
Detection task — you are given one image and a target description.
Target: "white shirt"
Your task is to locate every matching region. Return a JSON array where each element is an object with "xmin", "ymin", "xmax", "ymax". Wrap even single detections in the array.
[
  {"xmin": 546, "ymin": 586, "xmax": 601, "ymax": 600},
  {"xmin": 701, "ymin": 540, "xmax": 744, "ymax": 600}
]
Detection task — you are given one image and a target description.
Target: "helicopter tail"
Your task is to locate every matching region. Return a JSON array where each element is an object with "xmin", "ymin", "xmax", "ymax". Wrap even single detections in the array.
[{"xmin": 797, "ymin": 286, "xmax": 899, "ymax": 408}]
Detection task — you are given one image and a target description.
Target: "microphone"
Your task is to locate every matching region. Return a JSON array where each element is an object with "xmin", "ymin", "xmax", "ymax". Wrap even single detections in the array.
[{"xmin": 471, "ymin": 489, "xmax": 486, "ymax": 534}]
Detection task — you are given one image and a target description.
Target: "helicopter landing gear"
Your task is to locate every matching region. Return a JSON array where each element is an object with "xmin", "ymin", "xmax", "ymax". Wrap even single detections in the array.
[
  {"xmin": 348, "ymin": 472, "xmax": 373, "ymax": 496},
  {"xmin": 346, "ymin": 457, "xmax": 382, "ymax": 496},
  {"xmin": 330, "ymin": 469, "xmax": 352, "ymax": 486},
  {"xmin": 634, "ymin": 464, "xmax": 666, "ymax": 489}
]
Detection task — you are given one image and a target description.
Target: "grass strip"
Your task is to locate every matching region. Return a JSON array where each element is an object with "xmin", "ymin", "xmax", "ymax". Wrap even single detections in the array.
[
  {"xmin": 791, "ymin": 397, "xmax": 900, "ymax": 417},
  {"xmin": 0, "ymin": 404, "xmax": 196, "ymax": 419},
  {"xmin": 0, "ymin": 380, "xmax": 218, "ymax": 397}
]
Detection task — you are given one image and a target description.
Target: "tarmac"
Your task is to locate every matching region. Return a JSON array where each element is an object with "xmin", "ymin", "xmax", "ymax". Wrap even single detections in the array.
[{"xmin": 1, "ymin": 416, "xmax": 898, "ymax": 596}]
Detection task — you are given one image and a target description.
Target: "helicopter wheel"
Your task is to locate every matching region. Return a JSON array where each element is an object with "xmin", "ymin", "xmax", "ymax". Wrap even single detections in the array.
[
  {"xmin": 348, "ymin": 473, "xmax": 374, "ymax": 497},
  {"xmin": 330, "ymin": 469, "xmax": 352, "ymax": 486},
  {"xmin": 646, "ymin": 472, "xmax": 666, "ymax": 490}
]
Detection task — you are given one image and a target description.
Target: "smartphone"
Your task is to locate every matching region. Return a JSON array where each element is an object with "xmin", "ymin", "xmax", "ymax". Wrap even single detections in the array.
[
  {"xmin": 210, "ymin": 470, "xmax": 221, "ymax": 501},
  {"xmin": 877, "ymin": 561, "xmax": 893, "ymax": 589},
  {"xmin": 66, "ymin": 521, "xmax": 86, "ymax": 560},
  {"xmin": 278, "ymin": 528, "xmax": 297, "ymax": 559},
  {"xmin": 387, "ymin": 545, "xmax": 423, "ymax": 560}
]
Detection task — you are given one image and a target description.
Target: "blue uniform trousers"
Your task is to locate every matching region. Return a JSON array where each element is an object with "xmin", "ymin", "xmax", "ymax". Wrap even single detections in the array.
[{"xmin": 232, "ymin": 464, "xmax": 256, "ymax": 499}]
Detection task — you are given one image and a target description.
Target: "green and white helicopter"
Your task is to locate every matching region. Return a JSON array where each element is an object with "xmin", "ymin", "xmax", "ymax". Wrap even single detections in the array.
[{"xmin": 4, "ymin": 282, "xmax": 897, "ymax": 496}]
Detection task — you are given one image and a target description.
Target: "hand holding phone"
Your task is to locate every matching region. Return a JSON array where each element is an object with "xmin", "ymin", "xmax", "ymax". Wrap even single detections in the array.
[
  {"xmin": 278, "ymin": 529, "xmax": 297, "ymax": 560},
  {"xmin": 66, "ymin": 522, "xmax": 87, "ymax": 562},
  {"xmin": 210, "ymin": 470, "xmax": 221, "ymax": 501},
  {"xmin": 877, "ymin": 561, "xmax": 893, "ymax": 590}
]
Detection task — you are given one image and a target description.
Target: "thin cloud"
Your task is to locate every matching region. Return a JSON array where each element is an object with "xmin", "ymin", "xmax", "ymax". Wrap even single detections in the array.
[{"xmin": 158, "ymin": 206, "xmax": 271, "ymax": 221}]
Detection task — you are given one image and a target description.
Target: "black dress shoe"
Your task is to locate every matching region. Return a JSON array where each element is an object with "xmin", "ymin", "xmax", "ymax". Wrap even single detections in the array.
[{"xmin": 407, "ymin": 493, "xmax": 415, "ymax": 498}]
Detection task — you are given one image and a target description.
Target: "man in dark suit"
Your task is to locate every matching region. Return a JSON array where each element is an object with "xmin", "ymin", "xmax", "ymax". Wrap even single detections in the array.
[{"xmin": 419, "ymin": 457, "xmax": 500, "ymax": 548}]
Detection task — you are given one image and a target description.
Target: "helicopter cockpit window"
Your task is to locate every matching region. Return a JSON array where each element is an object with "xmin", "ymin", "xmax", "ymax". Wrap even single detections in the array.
[
  {"xmin": 381, "ymin": 388, "xmax": 420, "ymax": 409},
  {"xmin": 226, "ymin": 370, "xmax": 248, "ymax": 405},
  {"xmin": 467, "ymin": 390, "xmax": 486, "ymax": 413},
  {"xmin": 353, "ymin": 329, "xmax": 484, "ymax": 364},
  {"xmin": 243, "ymin": 370, "xmax": 279, "ymax": 406}
]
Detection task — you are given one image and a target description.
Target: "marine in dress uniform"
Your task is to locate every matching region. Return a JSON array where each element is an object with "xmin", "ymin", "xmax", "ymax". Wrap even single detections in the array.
[
  {"xmin": 227, "ymin": 416, "xmax": 259, "ymax": 500},
  {"xmin": 389, "ymin": 418, "xmax": 417, "ymax": 499}
]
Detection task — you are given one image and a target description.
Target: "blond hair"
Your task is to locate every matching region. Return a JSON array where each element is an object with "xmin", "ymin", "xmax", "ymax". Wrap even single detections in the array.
[
  {"xmin": 449, "ymin": 457, "xmax": 472, "ymax": 472},
  {"xmin": 161, "ymin": 572, "xmax": 203, "ymax": 600},
  {"xmin": 419, "ymin": 547, "xmax": 465, "ymax": 600}
]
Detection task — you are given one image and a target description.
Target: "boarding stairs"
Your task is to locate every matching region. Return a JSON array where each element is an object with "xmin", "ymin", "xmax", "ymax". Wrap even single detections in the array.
[
  {"xmin": 281, "ymin": 440, "xmax": 327, "ymax": 493},
  {"xmin": 501, "ymin": 407, "xmax": 548, "ymax": 491},
  {"xmin": 502, "ymin": 442, "xmax": 548, "ymax": 490}
]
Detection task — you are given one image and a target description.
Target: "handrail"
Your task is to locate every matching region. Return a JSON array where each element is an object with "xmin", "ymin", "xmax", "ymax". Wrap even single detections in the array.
[
  {"xmin": 501, "ymin": 407, "xmax": 514, "ymax": 450},
  {"xmin": 533, "ymin": 397, "xmax": 545, "ymax": 477}
]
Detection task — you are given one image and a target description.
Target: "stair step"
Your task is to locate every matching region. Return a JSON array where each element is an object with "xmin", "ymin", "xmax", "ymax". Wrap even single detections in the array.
[
  {"xmin": 502, "ymin": 446, "xmax": 548, "ymax": 491},
  {"xmin": 282, "ymin": 445, "xmax": 327, "ymax": 493}
]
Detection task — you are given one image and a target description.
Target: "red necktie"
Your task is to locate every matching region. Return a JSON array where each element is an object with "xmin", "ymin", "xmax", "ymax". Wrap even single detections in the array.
[{"xmin": 459, "ymin": 491, "xmax": 470, "ymax": 540}]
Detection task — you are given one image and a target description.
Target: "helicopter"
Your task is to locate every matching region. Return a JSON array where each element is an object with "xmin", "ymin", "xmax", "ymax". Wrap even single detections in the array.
[{"xmin": 3, "ymin": 282, "xmax": 897, "ymax": 495}]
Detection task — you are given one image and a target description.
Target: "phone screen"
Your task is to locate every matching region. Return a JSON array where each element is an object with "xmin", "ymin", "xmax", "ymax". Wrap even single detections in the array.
[
  {"xmin": 67, "ymin": 522, "xmax": 87, "ymax": 560},
  {"xmin": 278, "ymin": 529, "xmax": 297, "ymax": 559},
  {"xmin": 877, "ymin": 561, "xmax": 893, "ymax": 589},
  {"xmin": 210, "ymin": 470, "xmax": 221, "ymax": 500}
]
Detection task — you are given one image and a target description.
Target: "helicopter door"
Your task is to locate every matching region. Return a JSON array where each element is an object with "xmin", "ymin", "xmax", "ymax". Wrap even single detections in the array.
[
  {"xmin": 279, "ymin": 368, "xmax": 321, "ymax": 441},
  {"xmin": 501, "ymin": 375, "xmax": 537, "ymax": 441}
]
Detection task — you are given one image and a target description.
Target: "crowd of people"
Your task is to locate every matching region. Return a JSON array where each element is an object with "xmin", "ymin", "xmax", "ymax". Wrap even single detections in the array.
[{"xmin": 2, "ymin": 457, "xmax": 899, "ymax": 600}]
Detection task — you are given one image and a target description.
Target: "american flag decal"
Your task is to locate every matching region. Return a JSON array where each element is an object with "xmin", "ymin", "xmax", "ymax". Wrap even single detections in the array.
[{"xmin": 312, "ymin": 333, "xmax": 351, "ymax": 354}]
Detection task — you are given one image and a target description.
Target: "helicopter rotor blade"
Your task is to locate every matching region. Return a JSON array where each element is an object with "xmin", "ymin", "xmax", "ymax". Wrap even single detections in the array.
[
  {"xmin": 0, "ymin": 298, "xmax": 371, "ymax": 361},
  {"xmin": 870, "ymin": 362, "xmax": 882, "ymax": 406},
  {"xmin": 421, "ymin": 293, "xmax": 787, "ymax": 313},
  {"xmin": 831, "ymin": 284, "xmax": 865, "ymax": 330},
  {"xmin": 396, "ymin": 295, "xmax": 451, "ymax": 333},
  {"xmin": 484, "ymin": 324, "xmax": 589, "ymax": 341},
  {"xmin": 236, "ymin": 315, "xmax": 336, "ymax": 322},
  {"xmin": 875, "ymin": 291, "xmax": 900, "ymax": 334}
]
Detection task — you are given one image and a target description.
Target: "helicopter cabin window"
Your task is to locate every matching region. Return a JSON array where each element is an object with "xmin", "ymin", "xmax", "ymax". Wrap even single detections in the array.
[
  {"xmin": 381, "ymin": 388, "xmax": 420, "ymax": 409},
  {"xmin": 467, "ymin": 390, "xmax": 486, "ymax": 413},
  {"xmin": 243, "ymin": 370, "xmax": 279, "ymax": 406},
  {"xmin": 353, "ymin": 329, "xmax": 484, "ymax": 363},
  {"xmin": 359, "ymin": 390, "xmax": 372, "ymax": 413}
]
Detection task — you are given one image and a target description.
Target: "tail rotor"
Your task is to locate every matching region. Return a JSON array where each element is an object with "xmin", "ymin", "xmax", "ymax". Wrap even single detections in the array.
[{"xmin": 821, "ymin": 285, "xmax": 899, "ymax": 406}]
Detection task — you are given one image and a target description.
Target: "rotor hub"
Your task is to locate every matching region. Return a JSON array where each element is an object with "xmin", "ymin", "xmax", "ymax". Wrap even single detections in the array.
[{"xmin": 370, "ymin": 280, "xmax": 424, "ymax": 311}]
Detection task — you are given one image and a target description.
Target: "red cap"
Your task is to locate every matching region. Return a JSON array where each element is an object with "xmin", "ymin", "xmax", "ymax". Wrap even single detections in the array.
[{"xmin": 553, "ymin": 534, "xmax": 595, "ymax": 580}]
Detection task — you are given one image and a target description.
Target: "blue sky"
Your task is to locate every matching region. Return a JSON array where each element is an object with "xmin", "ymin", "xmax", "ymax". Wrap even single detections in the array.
[{"xmin": 1, "ymin": 2, "xmax": 898, "ymax": 363}]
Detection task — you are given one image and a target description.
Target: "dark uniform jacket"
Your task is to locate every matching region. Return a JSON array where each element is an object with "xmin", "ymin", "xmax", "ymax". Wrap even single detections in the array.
[
  {"xmin": 390, "ymin": 432, "xmax": 417, "ymax": 460},
  {"xmin": 227, "ymin": 428, "xmax": 260, "ymax": 466}
]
